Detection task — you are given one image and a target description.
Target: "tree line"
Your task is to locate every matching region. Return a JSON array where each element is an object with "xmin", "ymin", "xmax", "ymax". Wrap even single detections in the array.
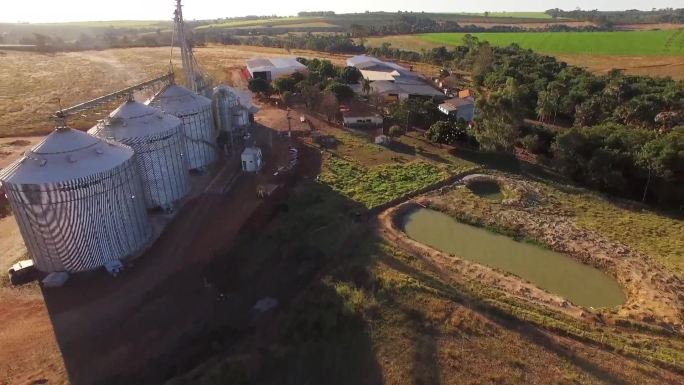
[
  {"xmin": 372, "ymin": 37, "xmax": 682, "ymax": 207},
  {"xmin": 545, "ymin": 8, "xmax": 684, "ymax": 25}
]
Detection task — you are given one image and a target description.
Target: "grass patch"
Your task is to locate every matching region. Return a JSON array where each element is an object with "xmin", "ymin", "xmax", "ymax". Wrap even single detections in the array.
[
  {"xmin": 318, "ymin": 156, "xmax": 450, "ymax": 209},
  {"xmin": 420, "ymin": 30, "xmax": 684, "ymax": 56},
  {"xmin": 544, "ymin": 186, "xmax": 684, "ymax": 276}
]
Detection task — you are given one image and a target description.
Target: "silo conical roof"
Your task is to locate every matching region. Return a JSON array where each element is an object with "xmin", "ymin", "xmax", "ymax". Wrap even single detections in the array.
[
  {"xmin": 0, "ymin": 128, "xmax": 133, "ymax": 185},
  {"xmin": 155, "ymin": 84, "xmax": 212, "ymax": 114},
  {"xmin": 97, "ymin": 100, "xmax": 182, "ymax": 139}
]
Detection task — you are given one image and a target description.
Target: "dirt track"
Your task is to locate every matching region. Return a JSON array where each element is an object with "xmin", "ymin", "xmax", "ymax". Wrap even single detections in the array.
[{"xmin": 0, "ymin": 97, "xmax": 317, "ymax": 384}]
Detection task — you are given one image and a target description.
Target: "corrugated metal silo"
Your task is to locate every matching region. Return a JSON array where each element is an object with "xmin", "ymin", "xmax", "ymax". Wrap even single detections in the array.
[
  {"xmin": 0, "ymin": 127, "xmax": 151, "ymax": 273},
  {"xmin": 89, "ymin": 100, "xmax": 190, "ymax": 209},
  {"xmin": 152, "ymin": 84, "xmax": 217, "ymax": 170},
  {"xmin": 212, "ymin": 85, "xmax": 238, "ymax": 133}
]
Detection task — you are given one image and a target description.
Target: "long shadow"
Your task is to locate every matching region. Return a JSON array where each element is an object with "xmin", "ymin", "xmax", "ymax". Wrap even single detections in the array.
[
  {"xmin": 450, "ymin": 147, "xmax": 521, "ymax": 173},
  {"xmin": 38, "ymin": 123, "xmax": 382, "ymax": 384},
  {"xmin": 389, "ymin": 140, "xmax": 416, "ymax": 156},
  {"xmin": 378, "ymin": 243, "xmax": 633, "ymax": 385}
]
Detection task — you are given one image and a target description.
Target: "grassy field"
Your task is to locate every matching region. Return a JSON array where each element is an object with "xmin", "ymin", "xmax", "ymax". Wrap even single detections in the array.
[
  {"xmin": 365, "ymin": 34, "xmax": 684, "ymax": 79},
  {"xmin": 553, "ymin": 188, "xmax": 684, "ymax": 276},
  {"xmin": 310, "ymin": 126, "xmax": 477, "ymax": 208},
  {"xmin": 420, "ymin": 30, "xmax": 684, "ymax": 56},
  {"xmin": 167, "ymin": 135, "xmax": 684, "ymax": 383}
]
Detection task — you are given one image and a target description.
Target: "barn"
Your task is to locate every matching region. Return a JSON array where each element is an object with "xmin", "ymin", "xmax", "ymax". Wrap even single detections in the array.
[{"xmin": 246, "ymin": 57, "xmax": 307, "ymax": 81}]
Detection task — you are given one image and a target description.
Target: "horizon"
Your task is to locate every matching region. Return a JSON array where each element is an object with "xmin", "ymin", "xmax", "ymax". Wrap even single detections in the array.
[{"xmin": 1, "ymin": 0, "xmax": 682, "ymax": 24}]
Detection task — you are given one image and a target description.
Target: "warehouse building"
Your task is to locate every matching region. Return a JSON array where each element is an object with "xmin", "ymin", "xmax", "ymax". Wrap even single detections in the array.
[
  {"xmin": 438, "ymin": 97, "xmax": 476, "ymax": 122},
  {"xmin": 347, "ymin": 55, "xmax": 444, "ymax": 100},
  {"xmin": 246, "ymin": 57, "xmax": 307, "ymax": 81}
]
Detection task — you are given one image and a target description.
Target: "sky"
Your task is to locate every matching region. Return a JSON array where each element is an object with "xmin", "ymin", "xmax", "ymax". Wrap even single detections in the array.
[{"xmin": 1, "ymin": 0, "xmax": 681, "ymax": 23}]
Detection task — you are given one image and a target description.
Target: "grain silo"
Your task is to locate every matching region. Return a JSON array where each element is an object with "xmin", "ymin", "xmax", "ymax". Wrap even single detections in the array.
[
  {"xmin": 212, "ymin": 85, "xmax": 238, "ymax": 133},
  {"xmin": 0, "ymin": 127, "xmax": 151, "ymax": 273},
  {"xmin": 151, "ymin": 84, "xmax": 217, "ymax": 170},
  {"xmin": 89, "ymin": 100, "xmax": 190, "ymax": 210}
]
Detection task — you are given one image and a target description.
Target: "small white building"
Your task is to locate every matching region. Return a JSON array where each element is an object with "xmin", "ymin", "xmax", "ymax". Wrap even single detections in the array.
[
  {"xmin": 438, "ymin": 97, "xmax": 476, "ymax": 122},
  {"xmin": 241, "ymin": 146, "xmax": 263, "ymax": 172},
  {"xmin": 341, "ymin": 101, "xmax": 383, "ymax": 128},
  {"xmin": 246, "ymin": 57, "xmax": 307, "ymax": 81}
]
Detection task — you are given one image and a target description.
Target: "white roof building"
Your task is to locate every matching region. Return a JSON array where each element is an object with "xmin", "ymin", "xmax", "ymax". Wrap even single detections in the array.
[
  {"xmin": 438, "ymin": 97, "xmax": 476, "ymax": 122},
  {"xmin": 246, "ymin": 57, "xmax": 307, "ymax": 81},
  {"xmin": 347, "ymin": 55, "xmax": 443, "ymax": 100}
]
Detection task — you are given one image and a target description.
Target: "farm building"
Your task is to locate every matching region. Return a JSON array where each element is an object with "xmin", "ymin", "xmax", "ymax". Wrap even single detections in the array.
[
  {"xmin": 341, "ymin": 101, "xmax": 383, "ymax": 128},
  {"xmin": 347, "ymin": 55, "xmax": 443, "ymax": 100},
  {"xmin": 438, "ymin": 97, "xmax": 476, "ymax": 121},
  {"xmin": 370, "ymin": 80, "xmax": 444, "ymax": 101},
  {"xmin": 246, "ymin": 57, "xmax": 307, "ymax": 81},
  {"xmin": 346, "ymin": 55, "xmax": 411, "ymax": 81}
]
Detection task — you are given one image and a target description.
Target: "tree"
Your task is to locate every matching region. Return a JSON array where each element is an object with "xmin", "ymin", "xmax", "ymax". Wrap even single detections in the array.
[
  {"xmin": 388, "ymin": 125, "xmax": 404, "ymax": 138},
  {"xmin": 273, "ymin": 76, "xmax": 297, "ymax": 94},
  {"xmin": 339, "ymin": 66, "xmax": 362, "ymax": 84},
  {"xmin": 471, "ymin": 42, "xmax": 494, "ymax": 85},
  {"xmin": 368, "ymin": 91, "xmax": 385, "ymax": 112},
  {"xmin": 473, "ymin": 116, "xmax": 519, "ymax": 151},
  {"xmin": 319, "ymin": 91, "xmax": 339, "ymax": 122},
  {"xmin": 281, "ymin": 91, "xmax": 294, "ymax": 107},
  {"xmin": 300, "ymin": 83, "xmax": 321, "ymax": 110},
  {"xmin": 326, "ymin": 82, "xmax": 355, "ymax": 102},
  {"xmin": 361, "ymin": 78, "xmax": 372, "ymax": 96},
  {"xmin": 248, "ymin": 78, "xmax": 271, "ymax": 96}
]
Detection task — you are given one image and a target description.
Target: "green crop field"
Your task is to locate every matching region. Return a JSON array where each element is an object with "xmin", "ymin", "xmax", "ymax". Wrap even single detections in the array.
[{"xmin": 420, "ymin": 30, "xmax": 684, "ymax": 56}]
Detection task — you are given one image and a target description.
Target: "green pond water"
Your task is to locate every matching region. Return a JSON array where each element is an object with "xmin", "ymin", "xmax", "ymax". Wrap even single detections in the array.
[
  {"xmin": 468, "ymin": 181, "xmax": 504, "ymax": 200},
  {"xmin": 403, "ymin": 208, "xmax": 626, "ymax": 308}
]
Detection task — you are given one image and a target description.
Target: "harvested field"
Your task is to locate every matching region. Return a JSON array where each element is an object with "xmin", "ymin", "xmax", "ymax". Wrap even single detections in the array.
[{"xmin": 0, "ymin": 45, "xmax": 347, "ymax": 138}]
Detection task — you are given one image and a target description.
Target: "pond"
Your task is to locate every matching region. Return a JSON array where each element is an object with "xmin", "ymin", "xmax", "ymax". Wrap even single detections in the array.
[
  {"xmin": 467, "ymin": 181, "xmax": 504, "ymax": 200},
  {"xmin": 403, "ymin": 208, "xmax": 625, "ymax": 308}
]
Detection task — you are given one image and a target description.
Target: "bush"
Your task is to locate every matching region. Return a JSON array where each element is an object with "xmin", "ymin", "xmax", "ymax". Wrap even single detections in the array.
[
  {"xmin": 281, "ymin": 91, "xmax": 293, "ymax": 106},
  {"xmin": 247, "ymin": 78, "xmax": 271, "ymax": 95},
  {"xmin": 388, "ymin": 125, "xmax": 403, "ymax": 137},
  {"xmin": 326, "ymin": 82, "xmax": 355, "ymax": 102}
]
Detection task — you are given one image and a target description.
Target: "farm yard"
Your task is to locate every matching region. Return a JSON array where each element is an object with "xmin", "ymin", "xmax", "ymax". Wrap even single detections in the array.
[{"xmin": 1, "ymin": 28, "xmax": 683, "ymax": 385}]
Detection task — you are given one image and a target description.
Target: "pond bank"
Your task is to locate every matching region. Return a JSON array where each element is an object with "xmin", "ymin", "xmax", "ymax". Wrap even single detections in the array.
[{"xmin": 378, "ymin": 174, "xmax": 683, "ymax": 330}]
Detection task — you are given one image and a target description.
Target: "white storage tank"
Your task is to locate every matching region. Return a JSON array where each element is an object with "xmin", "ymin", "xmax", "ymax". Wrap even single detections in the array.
[
  {"xmin": 0, "ymin": 127, "xmax": 151, "ymax": 273},
  {"xmin": 151, "ymin": 84, "xmax": 217, "ymax": 170},
  {"xmin": 241, "ymin": 146, "xmax": 263, "ymax": 173},
  {"xmin": 212, "ymin": 85, "xmax": 238, "ymax": 133},
  {"xmin": 89, "ymin": 100, "xmax": 190, "ymax": 210}
]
